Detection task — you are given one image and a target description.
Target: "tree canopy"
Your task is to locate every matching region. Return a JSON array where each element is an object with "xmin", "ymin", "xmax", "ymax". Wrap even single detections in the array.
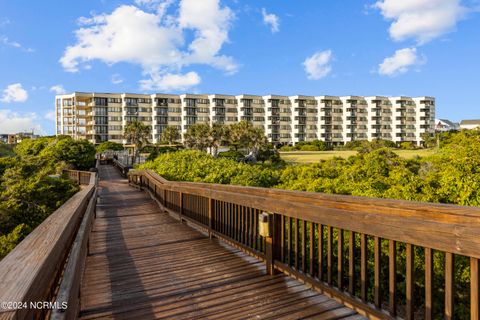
[
  {"xmin": 124, "ymin": 120, "xmax": 151, "ymax": 157},
  {"xmin": 0, "ymin": 136, "xmax": 96, "ymax": 259},
  {"xmin": 96, "ymin": 141, "xmax": 124, "ymax": 153},
  {"xmin": 160, "ymin": 126, "xmax": 181, "ymax": 145}
]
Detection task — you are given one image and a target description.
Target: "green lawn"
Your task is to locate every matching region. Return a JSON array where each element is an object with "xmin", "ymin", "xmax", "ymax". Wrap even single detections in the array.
[{"xmin": 280, "ymin": 149, "xmax": 436, "ymax": 163}]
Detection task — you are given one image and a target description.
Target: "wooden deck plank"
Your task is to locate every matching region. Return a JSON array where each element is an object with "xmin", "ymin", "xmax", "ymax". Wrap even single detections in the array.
[{"xmin": 79, "ymin": 165, "xmax": 363, "ymax": 320}]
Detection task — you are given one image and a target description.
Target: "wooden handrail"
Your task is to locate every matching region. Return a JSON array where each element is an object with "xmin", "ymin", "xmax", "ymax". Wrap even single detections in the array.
[
  {"xmin": 128, "ymin": 169, "xmax": 480, "ymax": 320},
  {"xmin": 112, "ymin": 159, "xmax": 131, "ymax": 177},
  {"xmin": 0, "ymin": 171, "xmax": 97, "ymax": 320}
]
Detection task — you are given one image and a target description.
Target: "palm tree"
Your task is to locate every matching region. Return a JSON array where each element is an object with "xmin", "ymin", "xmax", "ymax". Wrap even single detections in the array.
[
  {"xmin": 228, "ymin": 121, "xmax": 251, "ymax": 151},
  {"xmin": 123, "ymin": 120, "xmax": 151, "ymax": 163},
  {"xmin": 183, "ymin": 123, "xmax": 210, "ymax": 151},
  {"xmin": 208, "ymin": 123, "xmax": 228, "ymax": 157},
  {"xmin": 247, "ymin": 126, "xmax": 268, "ymax": 157},
  {"xmin": 161, "ymin": 126, "xmax": 181, "ymax": 146}
]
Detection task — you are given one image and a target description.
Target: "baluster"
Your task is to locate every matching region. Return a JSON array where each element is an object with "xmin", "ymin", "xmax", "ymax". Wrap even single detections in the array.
[
  {"xmin": 281, "ymin": 215, "xmax": 285, "ymax": 262},
  {"xmin": 338, "ymin": 229, "xmax": 344, "ymax": 289},
  {"xmin": 302, "ymin": 220, "xmax": 306, "ymax": 272},
  {"xmin": 208, "ymin": 198, "xmax": 214, "ymax": 238},
  {"xmin": 389, "ymin": 240, "xmax": 397, "ymax": 316},
  {"xmin": 240, "ymin": 206, "xmax": 244, "ymax": 244},
  {"xmin": 349, "ymin": 231, "xmax": 355, "ymax": 295},
  {"xmin": 425, "ymin": 248, "xmax": 433, "ymax": 320},
  {"xmin": 248, "ymin": 207, "xmax": 255, "ymax": 248},
  {"xmin": 406, "ymin": 243, "xmax": 414, "ymax": 320},
  {"xmin": 327, "ymin": 226, "xmax": 333, "ymax": 285},
  {"xmin": 288, "ymin": 217, "xmax": 293, "ymax": 265},
  {"xmin": 471, "ymin": 258, "xmax": 479, "ymax": 320},
  {"xmin": 318, "ymin": 224, "xmax": 323, "ymax": 280},
  {"xmin": 374, "ymin": 236, "xmax": 381, "ymax": 308},
  {"xmin": 236, "ymin": 205, "xmax": 240, "ymax": 242},
  {"xmin": 253, "ymin": 208, "xmax": 258, "ymax": 250},
  {"xmin": 445, "ymin": 253, "xmax": 454, "ymax": 320},
  {"xmin": 179, "ymin": 192, "xmax": 183, "ymax": 222},
  {"xmin": 310, "ymin": 222, "xmax": 314, "ymax": 276},
  {"xmin": 295, "ymin": 218, "xmax": 299, "ymax": 270},
  {"xmin": 358, "ymin": 233, "xmax": 366, "ymax": 299}
]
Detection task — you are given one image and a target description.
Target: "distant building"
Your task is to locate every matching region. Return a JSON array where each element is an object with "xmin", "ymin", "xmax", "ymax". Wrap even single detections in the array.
[
  {"xmin": 435, "ymin": 119, "xmax": 459, "ymax": 132},
  {"xmin": 55, "ymin": 92, "xmax": 435, "ymax": 146},
  {"xmin": 460, "ymin": 119, "xmax": 480, "ymax": 130},
  {"xmin": 0, "ymin": 132, "xmax": 39, "ymax": 145}
]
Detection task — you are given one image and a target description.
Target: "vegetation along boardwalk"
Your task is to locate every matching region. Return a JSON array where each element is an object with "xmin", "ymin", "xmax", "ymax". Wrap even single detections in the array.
[{"xmin": 80, "ymin": 165, "xmax": 362, "ymax": 319}]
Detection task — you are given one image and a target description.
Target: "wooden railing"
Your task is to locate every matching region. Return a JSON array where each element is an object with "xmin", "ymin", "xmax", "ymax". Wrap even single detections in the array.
[
  {"xmin": 0, "ymin": 170, "xmax": 98, "ymax": 320},
  {"xmin": 112, "ymin": 158, "xmax": 130, "ymax": 177},
  {"xmin": 128, "ymin": 169, "xmax": 480, "ymax": 320},
  {"xmin": 62, "ymin": 170, "xmax": 94, "ymax": 185}
]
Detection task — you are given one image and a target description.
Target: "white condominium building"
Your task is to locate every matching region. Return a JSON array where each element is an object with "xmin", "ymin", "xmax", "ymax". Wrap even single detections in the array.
[{"xmin": 55, "ymin": 92, "xmax": 435, "ymax": 146}]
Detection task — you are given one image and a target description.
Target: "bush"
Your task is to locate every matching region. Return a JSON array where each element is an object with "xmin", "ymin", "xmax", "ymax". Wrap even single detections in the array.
[
  {"xmin": 0, "ymin": 224, "xmax": 31, "ymax": 259},
  {"xmin": 218, "ymin": 150, "xmax": 244, "ymax": 160},
  {"xmin": 400, "ymin": 141, "xmax": 416, "ymax": 150},
  {"xmin": 139, "ymin": 150, "xmax": 279, "ymax": 187},
  {"xmin": 299, "ymin": 145, "xmax": 319, "ymax": 151},
  {"xmin": 0, "ymin": 136, "xmax": 92, "ymax": 259},
  {"xmin": 279, "ymin": 145, "xmax": 296, "ymax": 151}
]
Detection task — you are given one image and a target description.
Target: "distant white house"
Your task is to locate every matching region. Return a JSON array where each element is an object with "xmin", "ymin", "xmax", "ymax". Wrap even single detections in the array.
[
  {"xmin": 460, "ymin": 119, "xmax": 480, "ymax": 130},
  {"xmin": 435, "ymin": 119, "xmax": 459, "ymax": 132}
]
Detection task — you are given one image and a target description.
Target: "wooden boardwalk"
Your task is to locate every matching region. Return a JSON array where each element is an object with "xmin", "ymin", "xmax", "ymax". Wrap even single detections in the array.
[{"xmin": 79, "ymin": 165, "xmax": 363, "ymax": 320}]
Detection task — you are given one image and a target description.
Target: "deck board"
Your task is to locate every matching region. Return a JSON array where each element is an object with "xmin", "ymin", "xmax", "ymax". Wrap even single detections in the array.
[{"xmin": 79, "ymin": 165, "xmax": 363, "ymax": 319}]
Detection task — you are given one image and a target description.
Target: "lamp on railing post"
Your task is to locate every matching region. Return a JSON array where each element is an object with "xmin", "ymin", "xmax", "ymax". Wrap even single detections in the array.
[{"xmin": 260, "ymin": 212, "xmax": 281, "ymax": 275}]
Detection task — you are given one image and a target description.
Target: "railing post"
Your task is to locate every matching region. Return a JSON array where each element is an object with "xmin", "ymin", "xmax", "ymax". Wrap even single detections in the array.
[
  {"xmin": 77, "ymin": 171, "xmax": 81, "ymax": 185},
  {"xmin": 208, "ymin": 198, "xmax": 214, "ymax": 239},
  {"xmin": 265, "ymin": 213, "xmax": 281, "ymax": 275}
]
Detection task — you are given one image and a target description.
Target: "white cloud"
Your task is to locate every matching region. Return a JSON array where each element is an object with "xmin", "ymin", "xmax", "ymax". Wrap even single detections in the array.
[
  {"xmin": 374, "ymin": 0, "xmax": 468, "ymax": 44},
  {"xmin": 44, "ymin": 110, "xmax": 56, "ymax": 122},
  {"xmin": 0, "ymin": 36, "xmax": 34, "ymax": 52},
  {"xmin": 50, "ymin": 84, "xmax": 67, "ymax": 95},
  {"xmin": 303, "ymin": 50, "xmax": 333, "ymax": 80},
  {"xmin": 61, "ymin": 1, "xmax": 236, "ymax": 91},
  {"xmin": 139, "ymin": 71, "xmax": 201, "ymax": 91},
  {"xmin": 1, "ymin": 83, "xmax": 28, "ymax": 103},
  {"xmin": 111, "ymin": 74, "xmax": 124, "ymax": 85},
  {"xmin": 0, "ymin": 110, "xmax": 43, "ymax": 134},
  {"xmin": 261, "ymin": 8, "xmax": 280, "ymax": 33},
  {"xmin": 378, "ymin": 47, "xmax": 424, "ymax": 76},
  {"xmin": 134, "ymin": 0, "xmax": 175, "ymax": 16}
]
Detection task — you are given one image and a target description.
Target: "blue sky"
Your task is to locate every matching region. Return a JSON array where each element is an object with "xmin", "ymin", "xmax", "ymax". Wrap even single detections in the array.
[{"xmin": 0, "ymin": 0, "xmax": 479, "ymax": 135}]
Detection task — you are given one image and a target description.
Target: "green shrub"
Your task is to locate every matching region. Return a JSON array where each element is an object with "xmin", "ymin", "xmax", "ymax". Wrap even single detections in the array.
[
  {"xmin": 139, "ymin": 150, "xmax": 279, "ymax": 187},
  {"xmin": 299, "ymin": 145, "xmax": 319, "ymax": 151},
  {"xmin": 279, "ymin": 145, "xmax": 296, "ymax": 151},
  {"xmin": 0, "ymin": 224, "xmax": 31, "ymax": 259},
  {"xmin": 218, "ymin": 150, "xmax": 244, "ymax": 160}
]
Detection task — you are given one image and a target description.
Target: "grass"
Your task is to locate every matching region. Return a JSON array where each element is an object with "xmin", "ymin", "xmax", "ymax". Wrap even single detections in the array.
[{"xmin": 280, "ymin": 149, "xmax": 436, "ymax": 163}]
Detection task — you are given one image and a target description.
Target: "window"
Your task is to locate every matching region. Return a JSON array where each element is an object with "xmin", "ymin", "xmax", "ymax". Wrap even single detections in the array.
[
  {"xmin": 94, "ymin": 97, "xmax": 108, "ymax": 106},
  {"xmin": 125, "ymin": 98, "xmax": 138, "ymax": 106},
  {"xmin": 138, "ymin": 98, "xmax": 152, "ymax": 104}
]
